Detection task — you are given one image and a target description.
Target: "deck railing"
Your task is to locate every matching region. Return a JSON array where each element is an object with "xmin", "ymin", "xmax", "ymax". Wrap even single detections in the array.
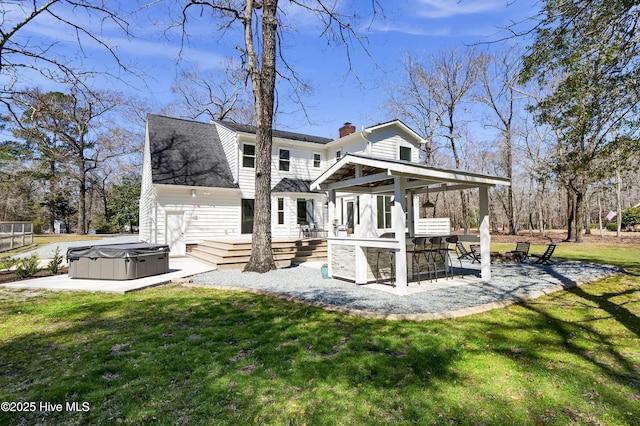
[{"xmin": 0, "ymin": 222, "xmax": 34, "ymax": 252}]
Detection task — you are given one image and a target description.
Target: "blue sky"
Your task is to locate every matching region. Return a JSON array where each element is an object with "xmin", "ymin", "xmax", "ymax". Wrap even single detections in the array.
[{"xmin": 4, "ymin": 0, "xmax": 539, "ymax": 140}]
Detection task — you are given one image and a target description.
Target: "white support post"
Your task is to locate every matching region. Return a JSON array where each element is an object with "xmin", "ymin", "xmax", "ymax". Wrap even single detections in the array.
[
  {"xmin": 479, "ymin": 186, "xmax": 491, "ymax": 281},
  {"xmin": 407, "ymin": 191, "xmax": 414, "ymax": 237},
  {"xmin": 393, "ymin": 177, "xmax": 408, "ymax": 293},
  {"xmin": 327, "ymin": 189, "xmax": 336, "ymax": 278},
  {"xmin": 328, "ymin": 189, "xmax": 336, "ymax": 238},
  {"xmin": 354, "ymin": 245, "xmax": 367, "ymax": 284}
]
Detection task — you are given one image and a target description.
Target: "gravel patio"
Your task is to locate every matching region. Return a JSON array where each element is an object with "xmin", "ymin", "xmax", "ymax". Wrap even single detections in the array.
[{"xmin": 188, "ymin": 259, "xmax": 622, "ymax": 320}]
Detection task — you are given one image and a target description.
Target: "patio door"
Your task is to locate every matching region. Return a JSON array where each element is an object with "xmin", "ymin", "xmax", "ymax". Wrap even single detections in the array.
[{"xmin": 166, "ymin": 212, "xmax": 185, "ymax": 256}]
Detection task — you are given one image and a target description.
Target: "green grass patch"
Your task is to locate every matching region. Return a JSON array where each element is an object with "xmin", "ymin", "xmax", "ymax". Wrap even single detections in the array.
[
  {"xmin": 491, "ymin": 242, "xmax": 640, "ymax": 274},
  {"xmin": 0, "ymin": 244, "xmax": 639, "ymax": 425}
]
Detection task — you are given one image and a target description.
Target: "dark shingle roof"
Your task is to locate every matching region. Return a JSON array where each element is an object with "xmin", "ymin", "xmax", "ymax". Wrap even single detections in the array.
[
  {"xmin": 147, "ymin": 114, "xmax": 238, "ymax": 188},
  {"xmin": 272, "ymin": 178, "xmax": 314, "ymax": 193},
  {"xmin": 214, "ymin": 120, "xmax": 332, "ymax": 145}
]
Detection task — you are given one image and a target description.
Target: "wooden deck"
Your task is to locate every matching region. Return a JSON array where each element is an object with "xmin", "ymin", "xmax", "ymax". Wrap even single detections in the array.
[{"xmin": 188, "ymin": 237, "xmax": 327, "ymax": 270}]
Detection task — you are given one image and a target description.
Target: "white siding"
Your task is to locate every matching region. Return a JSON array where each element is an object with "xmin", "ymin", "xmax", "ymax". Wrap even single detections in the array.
[
  {"xmin": 328, "ymin": 138, "xmax": 368, "ymax": 165},
  {"xmin": 139, "ymin": 126, "xmax": 155, "ymax": 243},
  {"xmin": 155, "ymin": 186, "xmax": 242, "ymax": 243},
  {"xmin": 368, "ymin": 127, "xmax": 421, "ymax": 162},
  {"xmin": 238, "ymin": 142, "xmax": 256, "ymax": 198},
  {"xmin": 272, "ymin": 144, "xmax": 327, "ymax": 182},
  {"xmin": 214, "ymin": 123, "xmax": 240, "ymax": 183}
]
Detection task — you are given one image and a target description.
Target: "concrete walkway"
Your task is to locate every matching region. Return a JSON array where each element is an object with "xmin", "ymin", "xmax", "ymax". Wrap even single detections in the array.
[{"xmin": 0, "ymin": 257, "xmax": 215, "ymax": 294}]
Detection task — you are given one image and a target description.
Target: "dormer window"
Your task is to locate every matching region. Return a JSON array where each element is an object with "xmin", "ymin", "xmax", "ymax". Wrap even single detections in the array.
[
  {"xmin": 313, "ymin": 153, "xmax": 321, "ymax": 168},
  {"xmin": 279, "ymin": 149, "xmax": 290, "ymax": 171},
  {"xmin": 400, "ymin": 146, "xmax": 412, "ymax": 161},
  {"xmin": 336, "ymin": 149, "xmax": 342, "ymax": 160}
]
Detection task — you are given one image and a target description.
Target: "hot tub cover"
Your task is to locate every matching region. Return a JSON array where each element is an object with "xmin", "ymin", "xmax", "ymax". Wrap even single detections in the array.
[{"xmin": 67, "ymin": 243, "xmax": 170, "ymax": 260}]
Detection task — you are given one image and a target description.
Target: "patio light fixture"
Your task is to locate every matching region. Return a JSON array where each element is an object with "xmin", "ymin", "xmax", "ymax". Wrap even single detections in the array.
[
  {"xmin": 422, "ymin": 186, "xmax": 435, "ymax": 208},
  {"xmin": 422, "ymin": 199, "xmax": 435, "ymax": 208}
]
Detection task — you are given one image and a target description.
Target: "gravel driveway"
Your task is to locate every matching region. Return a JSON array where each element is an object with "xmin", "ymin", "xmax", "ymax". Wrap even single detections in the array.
[{"xmin": 189, "ymin": 260, "xmax": 621, "ymax": 319}]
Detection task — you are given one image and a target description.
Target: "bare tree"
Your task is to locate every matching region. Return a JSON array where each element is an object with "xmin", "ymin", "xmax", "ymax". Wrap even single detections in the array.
[
  {"xmin": 477, "ymin": 47, "xmax": 525, "ymax": 235},
  {"xmin": 0, "ymin": 0, "xmax": 132, "ymax": 119},
  {"xmin": 171, "ymin": 62, "xmax": 254, "ymax": 123},
  {"xmin": 180, "ymin": 0, "xmax": 380, "ymax": 273},
  {"xmin": 384, "ymin": 54, "xmax": 445, "ymax": 163},
  {"xmin": 429, "ymin": 47, "xmax": 483, "ymax": 234}
]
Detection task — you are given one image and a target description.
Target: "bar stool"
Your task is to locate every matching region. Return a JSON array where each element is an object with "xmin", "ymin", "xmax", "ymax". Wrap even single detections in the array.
[
  {"xmin": 440, "ymin": 236, "xmax": 462, "ymax": 279},
  {"xmin": 375, "ymin": 249, "xmax": 395, "ymax": 286},
  {"xmin": 424, "ymin": 236, "xmax": 442, "ymax": 282},
  {"xmin": 407, "ymin": 237, "xmax": 427, "ymax": 285}
]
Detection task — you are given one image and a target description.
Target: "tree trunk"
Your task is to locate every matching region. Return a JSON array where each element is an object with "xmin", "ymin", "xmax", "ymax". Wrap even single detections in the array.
[
  {"xmin": 575, "ymin": 189, "xmax": 584, "ymax": 243},
  {"xmin": 78, "ymin": 165, "xmax": 87, "ymax": 235},
  {"xmin": 597, "ymin": 190, "xmax": 604, "ymax": 239},
  {"xmin": 243, "ymin": 0, "xmax": 278, "ymax": 273},
  {"xmin": 616, "ymin": 169, "xmax": 622, "ymax": 238},
  {"xmin": 584, "ymin": 188, "xmax": 591, "ymax": 235},
  {"xmin": 461, "ymin": 190, "xmax": 469, "ymax": 235},
  {"xmin": 48, "ymin": 160, "xmax": 55, "ymax": 234},
  {"xmin": 566, "ymin": 188, "xmax": 575, "ymax": 242}
]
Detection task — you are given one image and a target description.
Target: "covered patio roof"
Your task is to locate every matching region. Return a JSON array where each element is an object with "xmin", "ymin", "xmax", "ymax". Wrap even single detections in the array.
[
  {"xmin": 310, "ymin": 153, "xmax": 510, "ymax": 194},
  {"xmin": 310, "ymin": 154, "xmax": 511, "ymax": 294}
]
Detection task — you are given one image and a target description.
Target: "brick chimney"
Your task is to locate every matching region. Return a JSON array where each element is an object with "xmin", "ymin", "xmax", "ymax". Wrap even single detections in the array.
[{"xmin": 339, "ymin": 122, "xmax": 356, "ymax": 138}]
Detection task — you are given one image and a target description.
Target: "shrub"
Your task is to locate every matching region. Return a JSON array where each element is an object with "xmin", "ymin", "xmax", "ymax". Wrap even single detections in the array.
[
  {"xmin": 47, "ymin": 246, "xmax": 63, "ymax": 274},
  {"xmin": 16, "ymin": 253, "xmax": 40, "ymax": 279},
  {"xmin": 0, "ymin": 257, "xmax": 18, "ymax": 271},
  {"xmin": 621, "ymin": 206, "xmax": 640, "ymax": 229}
]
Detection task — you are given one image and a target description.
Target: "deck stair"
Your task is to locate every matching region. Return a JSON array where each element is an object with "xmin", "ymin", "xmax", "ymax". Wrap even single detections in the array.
[{"xmin": 189, "ymin": 237, "xmax": 327, "ymax": 270}]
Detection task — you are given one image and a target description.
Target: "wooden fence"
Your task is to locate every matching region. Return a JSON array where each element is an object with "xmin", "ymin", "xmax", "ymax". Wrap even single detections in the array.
[{"xmin": 0, "ymin": 222, "xmax": 34, "ymax": 252}]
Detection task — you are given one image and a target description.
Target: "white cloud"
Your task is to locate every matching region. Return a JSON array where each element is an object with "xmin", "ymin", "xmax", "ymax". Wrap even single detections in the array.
[
  {"xmin": 415, "ymin": 0, "xmax": 508, "ymax": 19},
  {"xmin": 370, "ymin": 22, "xmax": 453, "ymax": 37}
]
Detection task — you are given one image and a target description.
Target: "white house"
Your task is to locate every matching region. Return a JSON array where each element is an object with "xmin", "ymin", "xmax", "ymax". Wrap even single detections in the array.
[{"xmin": 139, "ymin": 114, "xmax": 426, "ymax": 256}]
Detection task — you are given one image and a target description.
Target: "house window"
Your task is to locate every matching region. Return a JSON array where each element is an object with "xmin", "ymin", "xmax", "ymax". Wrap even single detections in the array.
[
  {"xmin": 377, "ymin": 195, "xmax": 392, "ymax": 229},
  {"xmin": 336, "ymin": 149, "xmax": 342, "ymax": 160},
  {"xmin": 277, "ymin": 198, "xmax": 284, "ymax": 225},
  {"xmin": 241, "ymin": 199, "xmax": 254, "ymax": 234},
  {"xmin": 400, "ymin": 146, "xmax": 412, "ymax": 161},
  {"xmin": 242, "ymin": 144, "xmax": 255, "ymax": 168},
  {"xmin": 279, "ymin": 149, "xmax": 290, "ymax": 171},
  {"xmin": 313, "ymin": 153, "xmax": 321, "ymax": 168}
]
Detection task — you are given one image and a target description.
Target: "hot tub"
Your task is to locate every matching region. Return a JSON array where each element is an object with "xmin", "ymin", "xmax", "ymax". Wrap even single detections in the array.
[{"xmin": 67, "ymin": 243, "xmax": 170, "ymax": 280}]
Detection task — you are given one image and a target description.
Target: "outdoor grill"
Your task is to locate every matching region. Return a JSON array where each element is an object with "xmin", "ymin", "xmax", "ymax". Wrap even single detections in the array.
[{"xmin": 67, "ymin": 243, "xmax": 170, "ymax": 280}]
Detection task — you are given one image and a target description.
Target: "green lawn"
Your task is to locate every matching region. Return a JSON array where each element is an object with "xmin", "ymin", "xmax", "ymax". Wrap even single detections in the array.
[{"xmin": 0, "ymin": 243, "xmax": 638, "ymax": 425}]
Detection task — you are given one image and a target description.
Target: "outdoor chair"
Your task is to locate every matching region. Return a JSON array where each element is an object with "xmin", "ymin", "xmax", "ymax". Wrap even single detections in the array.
[
  {"xmin": 530, "ymin": 243, "xmax": 556, "ymax": 265},
  {"xmin": 299, "ymin": 224, "xmax": 311, "ymax": 238},
  {"xmin": 455, "ymin": 241, "xmax": 474, "ymax": 261},
  {"xmin": 510, "ymin": 241, "xmax": 530, "ymax": 262},
  {"xmin": 469, "ymin": 244, "xmax": 481, "ymax": 263}
]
